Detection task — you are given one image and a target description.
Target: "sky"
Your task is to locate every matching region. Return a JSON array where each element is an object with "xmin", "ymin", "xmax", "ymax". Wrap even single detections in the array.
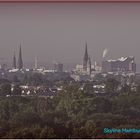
[{"xmin": 0, "ymin": 2, "xmax": 140, "ymax": 68}]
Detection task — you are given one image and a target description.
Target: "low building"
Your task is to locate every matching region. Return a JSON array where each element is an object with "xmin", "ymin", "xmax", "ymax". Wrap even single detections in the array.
[{"xmin": 54, "ymin": 62, "xmax": 63, "ymax": 72}]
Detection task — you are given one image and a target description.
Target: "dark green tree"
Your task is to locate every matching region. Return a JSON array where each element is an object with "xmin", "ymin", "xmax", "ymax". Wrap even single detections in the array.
[
  {"xmin": 12, "ymin": 85, "xmax": 22, "ymax": 95},
  {"xmin": 105, "ymin": 78, "xmax": 120, "ymax": 93},
  {"xmin": 120, "ymin": 84, "xmax": 131, "ymax": 95},
  {"xmin": 30, "ymin": 73, "xmax": 43, "ymax": 86},
  {"xmin": 0, "ymin": 83, "xmax": 11, "ymax": 96},
  {"xmin": 12, "ymin": 75, "xmax": 20, "ymax": 83},
  {"xmin": 39, "ymin": 126, "xmax": 56, "ymax": 138}
]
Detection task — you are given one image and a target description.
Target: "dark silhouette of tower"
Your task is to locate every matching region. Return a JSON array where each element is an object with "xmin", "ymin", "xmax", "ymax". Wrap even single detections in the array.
[
  {"xmin": 83, "ymin": 42, "xmax": 89, "ymax": 71},
  {"xmin": 12, "ymin": 50, "xmax": 16, "ymax": 69},
  {"xmin": 87, "ymin": 56, "xmax": 91, "ymax": 75},
  {"xmin": 18, "ymin": 44, "xmax": 23, "ymax": 70}
]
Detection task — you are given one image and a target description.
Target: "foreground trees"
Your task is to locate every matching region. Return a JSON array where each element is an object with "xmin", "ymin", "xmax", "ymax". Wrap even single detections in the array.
[
  {"xmin": 0, "ymin": 85, "xmax": 140, "ymax": 138},
  {"xmin": 0, "ymin": 83, "xmax": 11, "ymax": 96}
]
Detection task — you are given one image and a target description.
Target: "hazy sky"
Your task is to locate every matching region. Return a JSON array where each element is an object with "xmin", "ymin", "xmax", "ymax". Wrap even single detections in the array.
[{"xmin": 0, "ymin": 2, "xmax": 140, "ymax": 65}]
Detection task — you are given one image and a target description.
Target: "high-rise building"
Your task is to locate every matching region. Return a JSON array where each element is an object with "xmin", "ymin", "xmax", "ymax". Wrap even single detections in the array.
[
  {"xmin": 102, "ymin": 56, "xmax": 136, "ymax": 73},
  {"xmin": 18, "ymin": 44, "xmax": 23, "ymax": 70},
  {"xmin": 12, "ymin": 51, "xmax": 16, "ymax": 69},
  {"xmin": 83, "ymin": 43, "xmax": 89, "ymax": 71}
]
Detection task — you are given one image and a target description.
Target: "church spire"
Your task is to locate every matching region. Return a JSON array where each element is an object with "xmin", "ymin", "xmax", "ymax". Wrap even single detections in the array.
[
  {"xmin": 12, "ymin": 50, "xmax": 16, "ymax": 69},
  {"xmin": 83, "ymin": 42, "xmax": 89, "ymax": 71},
  {"xmin": 87, "ymin": 56, "xmax": 91, "ymax": 75},
  {"xmin": 18, "ymin": 44, "xmax": 23, "ymax": 70}
]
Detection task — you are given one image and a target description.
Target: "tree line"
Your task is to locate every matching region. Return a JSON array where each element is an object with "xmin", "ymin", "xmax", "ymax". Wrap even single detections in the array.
[{"xmin": 0, "ymin": 83, "xmax": 140, "ymax": 138}]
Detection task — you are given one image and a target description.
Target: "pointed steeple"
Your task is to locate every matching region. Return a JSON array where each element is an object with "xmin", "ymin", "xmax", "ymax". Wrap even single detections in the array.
[
  {"xmin": 13, "ymin": 50, "xmax": 16, "ymax": 69},
  {"xmin": 83, "ymin": 42, "xmax": 89, "ymax": 71},
  {"xmin": 18, "ymin": 44, "xmax": 23, "ymax": 70}
]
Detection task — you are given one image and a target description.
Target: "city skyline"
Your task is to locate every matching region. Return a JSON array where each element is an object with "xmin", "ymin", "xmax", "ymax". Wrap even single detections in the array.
[{"xmin": 0, "ymin": 43, "xmax": 134, "ymax": 74}]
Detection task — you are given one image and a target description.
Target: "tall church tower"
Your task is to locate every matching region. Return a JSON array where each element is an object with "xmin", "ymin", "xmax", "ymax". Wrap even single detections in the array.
[
  {"xmin": 18, "ymin": 44, "xmax": 23, "ymax": 70},
  {"xmin": 12, "ymin": 50, "xmax": 16, "ymax": 69},
  {"xmin": 87, "ymin": 56, "xmax": 91, "ymax": 75},
  {"xmin": 83, "ymin": 42, "xmax": 89, "ymax": 71}
]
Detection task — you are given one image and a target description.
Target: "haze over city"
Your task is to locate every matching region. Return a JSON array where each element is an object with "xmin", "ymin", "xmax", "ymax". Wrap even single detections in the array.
[
  {"xmin": 0, "ymin": 3, "xmax": 140, "ymax": 70},
  {"xmin": 0, "ymin": 3, "xmax": 140, "ymax": 139}
]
